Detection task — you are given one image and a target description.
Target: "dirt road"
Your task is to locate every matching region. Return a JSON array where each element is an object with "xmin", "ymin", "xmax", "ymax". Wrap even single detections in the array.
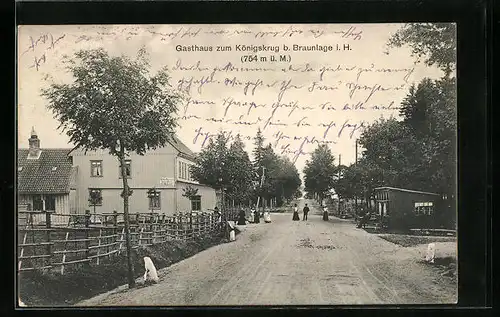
[{"xmin": 77, "ymin": 200, "xmax": 457, "ymax": 306}]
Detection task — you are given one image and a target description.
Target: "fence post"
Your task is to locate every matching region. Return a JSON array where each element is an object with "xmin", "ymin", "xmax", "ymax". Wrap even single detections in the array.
[
  {"xmin": 112, "ymin": 210, "xmax": 118, "ymax": 254},
  {"xmin": 151, "ymin": 213, "xmax": 155, "ymax": 245},
  {"xmin": 96, "ymin": 228, "xmax": 102, "ymax": 265},
  {"xmin": 189, "ymin": 213, "xmax": 193, "ymax": 239},
  {"xmin": 161, "ymin": 215, "xmax": 166, "ymax": 243},
  {"xmin": 196, "ymin": 213, "xmax": 200, "ymax": 237},
  {"xmin": 177, "ymin": 213, "xmax": 182, "ymax": 240},
  {"xmin": 84, "ymin": 210, "xmax": 91, "ymax": 266},
  {"xmin": 205, "ymin": 213, "xmax": 209, "ymax": 235},
  {"xmin": 45, "ymin": 211, "xmax": 52, "ymax": 269}
]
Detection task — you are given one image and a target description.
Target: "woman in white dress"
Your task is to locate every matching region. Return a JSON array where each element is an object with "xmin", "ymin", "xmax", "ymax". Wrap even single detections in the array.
[{"xmin": 292, "ymin": 203, "xmax": 300, "ymax": 221}]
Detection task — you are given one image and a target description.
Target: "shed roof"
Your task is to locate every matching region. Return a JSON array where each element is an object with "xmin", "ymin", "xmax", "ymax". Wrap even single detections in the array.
[
  {"xmin": 373, "ymin": 186, "xmax": 440, "ymax": 196},
  {"xmin": 17, "ymin": 149, "xmax": 73, "ymax": 194}
]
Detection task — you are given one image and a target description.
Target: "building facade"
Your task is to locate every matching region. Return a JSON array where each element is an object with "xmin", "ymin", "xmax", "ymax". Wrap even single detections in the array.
[
  {"xmin": 17, "ymin": 128, "xmax": 77, "ymax": 223},
  {"xmin": 70, "ymin": 135, "xmax": 217, "ymax": 215},
  {"xmin": 18, "ymin": 129, "xmax": 217, "ymax": 217},
  {"xmin": 374, "ymin": 186, "xmax": 444, "ymax": 229}
]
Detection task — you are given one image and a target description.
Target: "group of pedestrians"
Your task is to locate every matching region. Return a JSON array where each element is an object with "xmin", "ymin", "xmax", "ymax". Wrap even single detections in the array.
[
  {"xmin": 292, "ymin": 203, "xmax": 310, "ymax": 221},
  {"xmin": 215, "ymin": 201, "xmax": 330, "ymax": 226},
  {"xmin": 292, "ymin": 203, "xmax": 330, "ymax": 222}
]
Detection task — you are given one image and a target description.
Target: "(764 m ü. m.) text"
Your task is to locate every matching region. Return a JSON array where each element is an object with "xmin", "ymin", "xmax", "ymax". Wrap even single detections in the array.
[{"xmin": 241, "ymin": 55, "xmax": 292, "ymax": 63}]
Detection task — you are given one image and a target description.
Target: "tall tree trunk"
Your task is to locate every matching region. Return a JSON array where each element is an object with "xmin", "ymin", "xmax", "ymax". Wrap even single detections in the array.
[{"xmin": 119, "ymin": 145, "xmax": 135, "ymax": 288}]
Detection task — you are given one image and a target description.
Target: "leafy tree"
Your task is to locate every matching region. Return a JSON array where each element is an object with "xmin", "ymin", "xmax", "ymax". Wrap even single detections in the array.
[
  {"xmin": 276, "ymin": 156, "xmax": 302, "ymax": 203},
  {"xmin": 333, "ymin": 164, "xmax": 355, "ymax": 200},
  {"xmin": 226, "ymin": 134, "xmax": 254, "ymax": 205},
  {"xmin": 250, "ymin": 129, "xmax": 302, "ymax": 207},
  {"xmin": 303, "ymin": 145, "xmax": 337, "ymax": 202},
  {"xmin": 353, "ymin": 77, "xmax": 456, "ymax": 219},
  {"xmin": 388, "ymin": 23, "xmax": 456, "ymax": 77},
  {"xmin": 252, "ymin": 131, "xmax": 274, "ymax": 207},
  {"xmin": 252, "ymin": 128, "xmax": 265, "ymax": 170},
  {"xmin": 192, "ymin": 132, "xmax": 257, "ymax": 208},
  {"xmin": 252, "ymin": 128, "xmax": 266, "ymax": 195},
  {"xmin": 293, "ymin": 188, "xmax": 303, "ymax": 199},
  {"xmin": 359, "ymin": 117, "xmax": 421, "ymax": 188},
  {"xmin": 399, "ymin": 77, "xmax": 457, "ymax": 194},
  {"xmin": 182, "ymin": 185, "xmax": 199, "ymax": 200},
  {"xmin": 388, "ymin": 22, "xmax": 457, "ymax": 199},
  {"xmin": 42, "ymin": 48, "xmax": 180, "ymax": 288},
  {"xmin": 191, "ymin": 132, "xmax": 230, "ymax": 190},
  {"xmin": 192, "ymin": 129, "xmax": 302, "ymax": 209}
]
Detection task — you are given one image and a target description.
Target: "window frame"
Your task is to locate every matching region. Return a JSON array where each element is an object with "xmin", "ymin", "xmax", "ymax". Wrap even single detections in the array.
[
  {"xmin": 119, "ymin": 159, "xmax": 132, "ymax": 179},
  {"xmin": 149, "ymin": 191, "xmax": 161, "ymax": 210},
  {"xmin": 191, "ymin": 195, "xmax": 201, "ymax": 211},
  {"xmin": 45, "ymin": 195, "xmax": 56, "ymax": 211},
  {"xmin": 88, "ymin": 188, "xmax": 103, "ymax": 206},
  {"xmin": 33, "ymin": 195, "xmax": 44, "ymax": 211},
  {"xmin": 90, "ymin": 160, "xmax": 103, "ymax": 177},
  {"xmin": 414, "ymin": 201, "xmax": 434, "ymax": 216}
]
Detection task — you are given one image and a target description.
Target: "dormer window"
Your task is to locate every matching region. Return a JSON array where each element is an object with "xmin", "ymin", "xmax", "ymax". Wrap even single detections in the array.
[
  {"xmin": 51, "ymin": 167, "xmax": 58, "ymax": 171},
  {"xmin": 18, "ymin": 167, "xmax": 23, "ymax": 172}
]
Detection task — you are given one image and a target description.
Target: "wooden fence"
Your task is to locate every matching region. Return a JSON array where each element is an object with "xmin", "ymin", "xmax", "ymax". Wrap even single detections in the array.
[{"xmin": 17, "ymin": 208, "xmax": 239, "ymax": 274}]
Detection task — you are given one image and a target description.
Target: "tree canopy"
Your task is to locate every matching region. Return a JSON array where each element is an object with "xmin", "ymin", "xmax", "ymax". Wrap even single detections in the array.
[
  {"xmin": 43, "ymin": 48, "xmax": 180, "ymax": 156},
  {"xmin": 253, "ymin": 133, "xmax": 302, "ymax": 206},
  {"xmin": 335, "ymin": 76, "xmax": 456, "ymax": 214},
  {"xmin": 42, "ymin": 48, "xmax": 181, "ymax": 288},
  {"xmin": 333, "ymin": 23, "xmax": 457, "ymax": 210},
  {"xmin": 226, "ymin": 135, "xmax": 255, "ymax": 204},
  {"xmin": 192, "ymin": 130, "xmax": 301, "ymax": 207},
  {"xmin": 388, "ymin": 23, "xmax": 456, "ymax": 77},
  {"xmin": 191, "ymin": 132, "xmax": 230, "ymax": 190},
  {"xmin": 303, "ymin": 144, "xmax": 337, "ymax": 201}
]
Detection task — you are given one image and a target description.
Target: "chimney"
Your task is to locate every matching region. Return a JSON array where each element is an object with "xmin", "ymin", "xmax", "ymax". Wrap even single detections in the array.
[{"xmin": 27, "ymin": 127, "xmax": 41, "ymax": 159}]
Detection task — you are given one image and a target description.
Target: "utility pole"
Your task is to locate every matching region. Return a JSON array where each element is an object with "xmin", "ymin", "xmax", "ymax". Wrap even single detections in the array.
[
  {"xmin": 261, "ymin": 166, "xmax": 266, "ymax": 214},
  {"xmin": 355, "ymin": 139, "xmax": 358, "ymax": 164},
  {"xmin": 255, "ymin": 166, "xmax": 266, "ymax": 223},
  {"xmin": 338, "ymin": 154, "xmax": 341, "ymax": 215}
]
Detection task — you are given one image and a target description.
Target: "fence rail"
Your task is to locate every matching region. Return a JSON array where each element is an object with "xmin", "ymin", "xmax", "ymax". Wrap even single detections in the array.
[{"xmin": 17, "ymin": 208, "xmax": 239, "ymax": 274}]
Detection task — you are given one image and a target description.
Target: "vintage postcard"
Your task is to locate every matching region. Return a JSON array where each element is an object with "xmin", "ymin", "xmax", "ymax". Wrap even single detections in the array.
[{"xmin": 17, "ymin": 23, "xmax": 457, "ymax": 306}]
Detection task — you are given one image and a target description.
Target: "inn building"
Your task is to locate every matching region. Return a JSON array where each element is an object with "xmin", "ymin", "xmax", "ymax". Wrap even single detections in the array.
[{"xmin": 18, "ymin": 128, "xmax": 217, "ymax": 217}]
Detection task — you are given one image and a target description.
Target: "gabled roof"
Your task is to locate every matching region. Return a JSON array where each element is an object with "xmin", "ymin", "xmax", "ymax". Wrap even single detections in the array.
[
  {"xmin": 374, "ymin": 186, "xmax": 440, "ymax": 196},
  {"xmin": 67, "ymin": 134, "xmax": 196, "ymax": 159},
  {"xmin": 169, "ymin": 135, "xmax": 195, "ymax": 159},
  {"xmin": 18, "ymin": 149, "xmax": 73, "ymax": 194}
]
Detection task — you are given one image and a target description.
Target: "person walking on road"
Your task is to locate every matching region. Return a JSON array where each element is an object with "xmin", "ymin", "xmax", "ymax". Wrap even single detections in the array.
[
  {"xmin": 254, "ymin": 207, "xmax": 260, "ymax": 224},
  {"xmin": 322, "ymin": 205, "xmax": 329, "ymax": 221},
  {"xmin": 303, "ymin": 204, "xmax": 310, "ymax": 221},
  {"xmin": 237, "ymin": 209, "xmax": 247, "ymax": 225},
  {"xmin": 292, "ymin": 203, "xmax": 300, "ymax": 221}
]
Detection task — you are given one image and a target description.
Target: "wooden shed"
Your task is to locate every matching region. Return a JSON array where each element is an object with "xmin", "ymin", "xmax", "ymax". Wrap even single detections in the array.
[{"xmin": 373, "ymin": 187, "xmax": 443, "ymax": 230}]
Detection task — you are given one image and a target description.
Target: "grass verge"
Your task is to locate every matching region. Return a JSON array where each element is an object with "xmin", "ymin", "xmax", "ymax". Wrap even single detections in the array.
[
  {"xmin": 19, "ymin": 228, "xmax": 240, "ymax": 307},
  {"xmin": 378, "ymin": 233, "xmax": 457, "ymax": 283},
  {"xmin": 377, "ymin": 234, "xmax": 456, "ymax": 247}
]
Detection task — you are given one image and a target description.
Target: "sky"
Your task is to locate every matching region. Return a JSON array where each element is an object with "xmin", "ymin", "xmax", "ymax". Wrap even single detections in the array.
[{"xmin": 17, "ymin": 24, "xmax": 445, "ymax": 177}]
